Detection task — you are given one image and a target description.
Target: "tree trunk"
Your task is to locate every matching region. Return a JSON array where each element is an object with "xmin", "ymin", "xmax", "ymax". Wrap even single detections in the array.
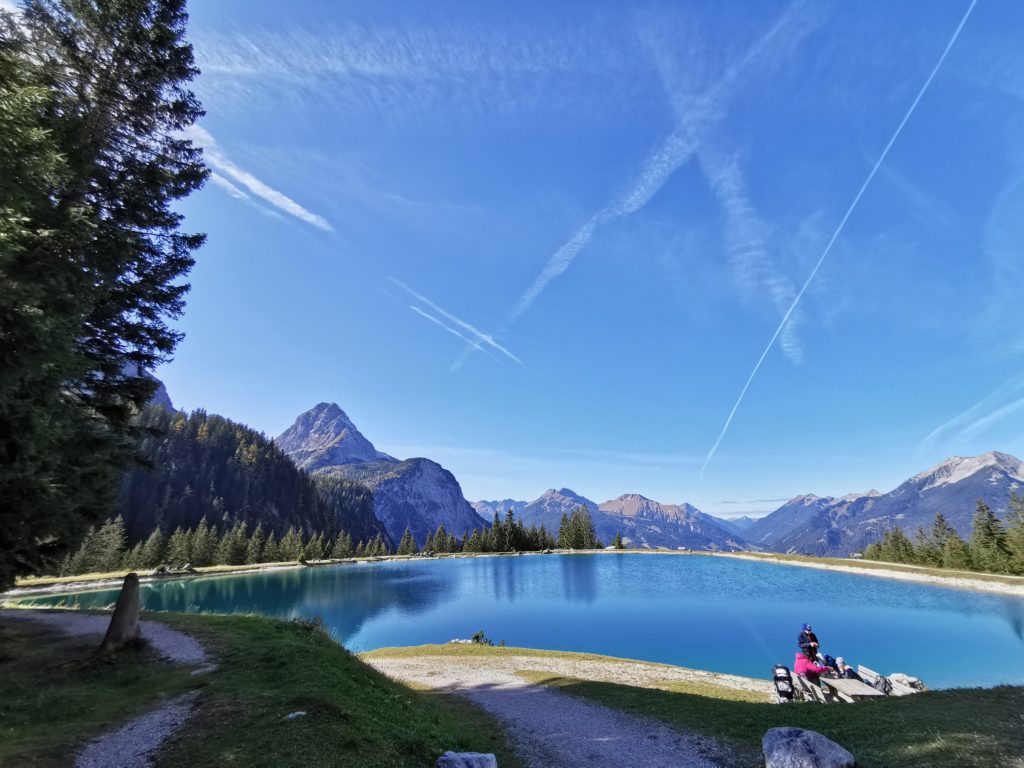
[{"xmin": 99, "ymin": 572, "xmax": 141, "ymax": 653}]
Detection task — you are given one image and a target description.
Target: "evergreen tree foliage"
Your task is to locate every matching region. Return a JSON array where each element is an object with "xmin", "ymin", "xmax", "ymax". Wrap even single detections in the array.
[
  {"xmin": 942, "ymin": 531, "xmax": 972, "ymax": 571},
  {"xmin": 331, "ymin": 532, "xmax": 354, "ymax": 559},
  {"xmin": 279, "ymin": 527, "xmax": 304, "ymax": 562},
  {"xmin": 1005, "ymin": 492, "xmax": 1024, "ymax": 575},
  {"xmin": 139, "ymin": 529, "xmax": 167, "ymax": 569},
  {"xmin": 190, "ymin": 517, "xmax": 217, "ymax": 567},
  {"xmin": 558, "ymin": 506, "xmax": 601, "ymax": 549},
  {"xmin": 165, "ymin": 526, "xmax": 191, "ymax": 565},
  {"xmin": 397, "ymin": 527, "xmax": 418, "ymax": 555},
  {"xmin": 0, "ymin": 0, "xmax": 209, "ymax": 589},
  {"xmin": 245, "ymin": 524, "xmax": 265, "ymax": 565},
  {"xmin": 612, "ymin": 531, "xmax": 624, "ymax": 550},
  {"xmin": 261, "ymin": 533, "xmax": 281, "ymax": 563},
  {"xmin": 969, "ymin": 499, "xmax": 1011, "ymax": 573},
  {"xmin": 120, "ymin": 406, "xmax": 381, "ymax": 544}
]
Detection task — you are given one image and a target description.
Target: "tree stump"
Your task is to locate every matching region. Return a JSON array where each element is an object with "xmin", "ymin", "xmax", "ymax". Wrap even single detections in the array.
[{"xmin": 99, "ymin": 572, "xmax": 142, "ymax": 653}]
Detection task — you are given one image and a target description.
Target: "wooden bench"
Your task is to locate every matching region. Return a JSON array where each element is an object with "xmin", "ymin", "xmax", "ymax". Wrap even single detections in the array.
[{"xmin": 858, "ymin": 665, "xmax": 921, "ymax": 696}]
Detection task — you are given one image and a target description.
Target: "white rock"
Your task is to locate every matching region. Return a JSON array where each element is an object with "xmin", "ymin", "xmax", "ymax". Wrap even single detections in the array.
[
  {"xmin": 435, "ymin": 752, "xmax": 497, "ymax": 768},
  {"xmin": 763, "ymin": 727, "xmax": 855, "ymax": 768}
]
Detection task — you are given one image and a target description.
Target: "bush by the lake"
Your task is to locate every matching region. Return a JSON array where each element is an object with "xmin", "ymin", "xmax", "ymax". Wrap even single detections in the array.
[{"xmin": 863, "ymin": 495, "xmax": 1024, "ymax": 575}]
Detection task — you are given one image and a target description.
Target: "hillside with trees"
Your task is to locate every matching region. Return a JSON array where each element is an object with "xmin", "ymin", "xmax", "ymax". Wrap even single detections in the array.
[
  {"xmin": 120, "ymin": 406, "xmax": 386, "ymax": 545},
  {"xmin": 862, "ymin": 495, "xmax": 1024, "ymax": 575}
]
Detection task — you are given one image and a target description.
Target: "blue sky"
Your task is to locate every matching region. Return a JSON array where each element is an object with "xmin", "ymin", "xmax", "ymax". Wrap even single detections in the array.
[{"xmin": 153, "ymin": 0, "xmax": 1023, "ymax": 517}]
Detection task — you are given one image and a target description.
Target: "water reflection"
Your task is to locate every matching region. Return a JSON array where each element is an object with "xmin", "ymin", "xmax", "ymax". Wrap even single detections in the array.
[{"xmin": 17, "ymin": 554, "xmax": 1024, "ymax": 688}]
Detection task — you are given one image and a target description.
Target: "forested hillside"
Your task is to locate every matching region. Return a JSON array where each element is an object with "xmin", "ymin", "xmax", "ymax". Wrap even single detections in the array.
[{"xmin": 120, "ymin": 406, "xmax": 385, "ymax": 544}]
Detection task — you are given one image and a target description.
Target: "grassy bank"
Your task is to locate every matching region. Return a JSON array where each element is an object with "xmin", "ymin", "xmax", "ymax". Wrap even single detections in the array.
[
  {"xmin": 0, "ymin": 612, "xmax": 519, "ymax": 767},
  {"xmin": 527, "ymin": 672, "xmax": 1024, "ymax": 767}
]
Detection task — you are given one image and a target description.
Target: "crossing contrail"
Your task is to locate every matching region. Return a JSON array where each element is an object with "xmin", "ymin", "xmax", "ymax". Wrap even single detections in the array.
[{"xmin": 700, "ymin": 0, "xmax": 979, "ymax": 480}]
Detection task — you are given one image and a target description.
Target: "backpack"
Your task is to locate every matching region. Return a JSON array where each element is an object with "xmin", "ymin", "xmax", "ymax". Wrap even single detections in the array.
[{"xmin": 772, "ymin": 664, "xmax": 795, "ymax": 702}]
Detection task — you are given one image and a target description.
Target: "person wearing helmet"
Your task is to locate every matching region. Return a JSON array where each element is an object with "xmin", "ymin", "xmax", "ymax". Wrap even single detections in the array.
[{"xmin": 798, "ymin": 623, "xmax": 819, "ymax": 659}]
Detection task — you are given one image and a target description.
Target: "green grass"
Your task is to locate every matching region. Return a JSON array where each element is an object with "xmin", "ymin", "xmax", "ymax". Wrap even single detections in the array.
[
  {"xmin": 0, "ymin": 613, "xmax": 520, "ymax": 768},
  {"xmin": 525, "ymin": 673, "xmax": 1024, "ymax": 768},
  {"xmin": 0, "ymin": 618, "xmax": 198, "ymax": 766}
]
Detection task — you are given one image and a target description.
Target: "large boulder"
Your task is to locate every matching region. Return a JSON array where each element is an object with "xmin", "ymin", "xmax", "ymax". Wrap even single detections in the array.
[
  {"xmin": 763, "ymin": 727, "xmax": 855, "ymax": 768},
  {"xmin": 435, "ymin": 753, "xmax": 497, "ymax": 768}
]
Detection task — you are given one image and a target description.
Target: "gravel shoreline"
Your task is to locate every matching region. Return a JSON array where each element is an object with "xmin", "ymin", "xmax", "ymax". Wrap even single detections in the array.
[{"xmin": 368, "ymin": 654, "xmax": 741, "ymax": 767}]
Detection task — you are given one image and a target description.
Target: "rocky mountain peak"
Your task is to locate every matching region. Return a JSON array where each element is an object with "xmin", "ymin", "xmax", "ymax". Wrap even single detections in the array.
[
  {"xmin": 277, "ymin": 402, "xmax": 396, "ymax": 472},
  {"xmin": 912, "ymin": 451, "xmax": 1024, "ymax": 491}
]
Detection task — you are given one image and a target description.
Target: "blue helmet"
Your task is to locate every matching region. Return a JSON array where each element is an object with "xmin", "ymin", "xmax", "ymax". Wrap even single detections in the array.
[{"xmin": 802, "ymin": 623, "xmax": 812, "ymax": 632}]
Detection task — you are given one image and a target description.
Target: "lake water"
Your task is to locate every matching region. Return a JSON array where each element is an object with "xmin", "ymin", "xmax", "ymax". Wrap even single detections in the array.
[{"xmin": 20, "ymin": 553, "xmax": 1024, "ymax": 689}]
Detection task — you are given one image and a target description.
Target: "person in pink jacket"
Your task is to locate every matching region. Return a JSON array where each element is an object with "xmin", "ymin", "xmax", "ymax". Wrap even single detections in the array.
[{"xmin": 794, "ymin": 652, "xmax": 832, "ymax": 684}]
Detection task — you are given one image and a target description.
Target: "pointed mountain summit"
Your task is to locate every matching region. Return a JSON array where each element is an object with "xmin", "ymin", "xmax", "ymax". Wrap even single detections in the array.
[
  {"xmin": 278, "ymin": 403, "xmax": 484, "ymax": 546},
  {"xmin": 277, "ymin": 402, "xmax": 396, "ymax": 471}
]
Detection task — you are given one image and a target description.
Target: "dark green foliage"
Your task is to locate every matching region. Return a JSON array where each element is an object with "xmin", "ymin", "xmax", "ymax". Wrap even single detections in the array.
[
  {"xmin": 0, "ymin": 0, "xmax": 208, "ymax": 589},
  {"xmin": 612, "ymin": 532, "xmax": 624, "ymax": 549},
  {"xmin": 397, "ymin": 527, "xmax": 418, "ymax": 556},
  {"xmin": 969, "ymin": 499, "xmax": 1011, "ymax": 574},
  {"xmin": 863, "ymin": 502, "xmax": 1024, "ymax": 575},
  {"xmin": 558, "ymin": 506, "xmax": 602, "ymax": 549},
  {"xmin": 120, "ymin": 406, "xmax": 383, "ymax": 544}
]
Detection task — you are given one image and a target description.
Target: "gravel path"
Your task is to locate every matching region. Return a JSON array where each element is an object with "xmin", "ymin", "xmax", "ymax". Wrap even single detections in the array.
[
  {"xmin": 74, "ymin": 692, "xmax": 199, "ymax": 768},
  {"xmin": 2, "ymin": 609, "xmax": 207, "ymax": 767},
  {"xmin": 368, "ymin": 655, "xmax": 746, "ymax": 767},
  {"xmin": 0, "ymin": 609, "xmax": 207, "ymax": 664}
]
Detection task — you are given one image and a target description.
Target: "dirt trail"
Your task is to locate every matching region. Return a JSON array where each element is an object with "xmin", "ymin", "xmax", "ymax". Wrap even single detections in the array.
[
  {"xmin": 2, "ymin": 609, "xmax": 208, "ymax": 768},
  {"xmin": 368, "ymin": 654, "xmax": 757, "ymax": 767}
]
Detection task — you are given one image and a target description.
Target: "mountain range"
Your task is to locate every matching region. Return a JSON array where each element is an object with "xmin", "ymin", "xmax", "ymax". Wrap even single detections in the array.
[
  {"xmin": 148, "ymin": 382, "xmax": 1024, "ymax": 558},
  {"xmin": 473, "ymin": 452, "xmax": 1024, "ymax": 556}
]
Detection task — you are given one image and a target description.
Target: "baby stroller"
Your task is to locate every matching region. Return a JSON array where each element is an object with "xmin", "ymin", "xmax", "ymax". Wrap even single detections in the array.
[{"xmin": 772, "ymin": 664, "xmax": 795, "ymax": 703}]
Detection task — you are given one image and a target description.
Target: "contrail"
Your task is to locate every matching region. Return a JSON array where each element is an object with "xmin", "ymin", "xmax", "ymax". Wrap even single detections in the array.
[
  {"xmin": 452, "ymin": 0, "xmax": 819, "ymax": 372},
  {"xmin": 388, "ymin": 277, "xmax": 526, "ymax": 367},
  {"xmin": 700, "ymin": 0, "xmax": 979, "ymax": 479},
  {"xmin": 407, "ymin": 306, "xmax": 503, "ymax": 365}
]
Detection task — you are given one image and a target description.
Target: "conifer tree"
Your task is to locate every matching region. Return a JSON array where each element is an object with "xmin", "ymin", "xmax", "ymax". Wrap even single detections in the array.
[
  {"xmin": 190, "ymin": 517, "xmax": 217, "ymax": 567},
  {"xmin": 942, "ymin": 530, "xmax": 971, "ymax": 571},
  {"xmin": 306, "ymin": 532, "xmax": 326, "ymax": 561},
  {"xmin": 279, "ymin": 527, "xmax": 304, "ymax": 562},
  {"xmin": 261, "ymin": 533, "xmax": 280, "ymax": 563},
  {"xmin": 612, "ymin": 531, "xmax": 624, "ymax": 549},
  {"xmin": 397, "ymin": 527, "xmax": 417, "ymax": 555},
  {"xmin": 557, "ymin": 513, "xmax": 570, "ymax": 548},
  {"xmin": 166, "ymin": 526, "xmax": 192, "ymax": 565},
  {"xmin": 969, "ymin": 499, "xmax": 1011, "ymax": 573},
  {"xmin": 330, "ymin": 531, "xmax": 353, "ymax": 559},
  {"xmin": 1, "ymin": 0, "xmax": 209, "ymax": 589},
  {"xmin": 423, "ymin": 532, "xmax": 435, "ymax": 554},
  {"xmin": 245, "ymin": 524, "xmax": 265, "ymax": 565},
  {"xmin": 354, "ymin": 540, "xmax": 366, "ymax": 558},
  {"xmin": 95, "ymin": 516, "xmax": 128, "ymax": 571},
  {"xmin": 139, "ymin": 529, "xmax": 167, "ymax": 568},
  {"xmin": 1006, "ymin": 493, "xmax": 1024, "ymax": 575}
]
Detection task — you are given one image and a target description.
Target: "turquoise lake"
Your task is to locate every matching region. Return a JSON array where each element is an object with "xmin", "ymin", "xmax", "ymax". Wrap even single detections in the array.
[{"xmin": 22, "ymin": 553, "xmax": 1024, "ymax": 689}]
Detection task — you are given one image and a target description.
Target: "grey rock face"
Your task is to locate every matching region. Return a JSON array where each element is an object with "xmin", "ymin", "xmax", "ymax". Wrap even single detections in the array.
[
  {"xmin": 472, "ymin": 499, "xmax": 528, "ymax": 520},
  {"xmin": 763, "ymin": 727, "xmax": 855, "ymax": 768},
  {"xmin": 322, "ymin": 458, "xmax": 487, "ymax": 546},
  {"xmin": 277, "ymin": 402, "xmax": 396, "ymax": 470},
  {"xmin": 595, "ymin": 494, "xmax": 745, "ymax": 551},
  {"xmin": 435, "ymin": 753, "xmax": 497, "ymax": 768}
]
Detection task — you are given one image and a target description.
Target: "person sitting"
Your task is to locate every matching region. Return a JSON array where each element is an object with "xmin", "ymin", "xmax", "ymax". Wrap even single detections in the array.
[
  {"xmin": 794, "ymin": 651, "xmax": 832, "ymax": 685},
  {"xmin": 835, "ymin": 656, "xmax": 861, "ymax": 680},
  {"xmin": 798, "ymin": 623, "xmax": 819, "ymax": 658}
]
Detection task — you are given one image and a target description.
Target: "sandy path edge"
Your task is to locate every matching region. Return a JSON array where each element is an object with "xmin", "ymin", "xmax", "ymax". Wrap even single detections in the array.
[{"xmin": 367, "ymin": 654, "xmax": 754, "ymax": 768}]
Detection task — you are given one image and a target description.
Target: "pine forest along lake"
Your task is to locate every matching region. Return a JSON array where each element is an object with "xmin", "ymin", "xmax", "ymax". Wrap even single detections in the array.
[{"xmin": 21, "ymin": 553, "xmax": 1024, "ymax": 689}]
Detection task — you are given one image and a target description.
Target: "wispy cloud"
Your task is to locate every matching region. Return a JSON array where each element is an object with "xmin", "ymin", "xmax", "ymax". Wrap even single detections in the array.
[
  {"xmin": 698, "ymin": 147, "xmax": 804, "ymax": 363},
  {"xmin": 388, "ymin": 278, "xmax": 525, "ymax": 368},
  {"xmin": 209, "ymin": 172, "xmax": 250, "ymax": 201},
  {"xmin": 186, "ymin": 125, "xmax": 333, "ymax": 232},
  {"xmin": 194, "ymin": 21, "xmax": 649, "ymax": 120},
  {"xmin": 701, "ymin": 0, "xmax": 979, "ymax": 479},
  {"xmin": 452, "ymin": 0, "xmax": 821, "ymax": 371},
  {"xmin": 921, "ymin": 374, "xmax": 1024, "ymax": 449}
]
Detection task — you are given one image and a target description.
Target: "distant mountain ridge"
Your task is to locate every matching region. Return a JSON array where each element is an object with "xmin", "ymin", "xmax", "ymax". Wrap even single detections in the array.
[
  {"xmin": 278, "ymin": 403, "xmax": 485, "ymax": 546},
  {"xmin": 471, "ymin": 451, "xmax": 1023, "ymax": 556},
  {"xmin": 747, "ymin": 452, "xmax": 1023, "ymax": 556}
]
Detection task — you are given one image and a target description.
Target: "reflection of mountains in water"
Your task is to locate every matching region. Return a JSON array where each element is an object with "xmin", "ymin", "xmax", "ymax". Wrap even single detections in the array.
[
  {"xmin": 128, "ymin": 564, "xmax": 450, "ymax": 643},
  {"xmin": 457, "ymin": 553, "xmax": 599, "ymax": 605}
]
